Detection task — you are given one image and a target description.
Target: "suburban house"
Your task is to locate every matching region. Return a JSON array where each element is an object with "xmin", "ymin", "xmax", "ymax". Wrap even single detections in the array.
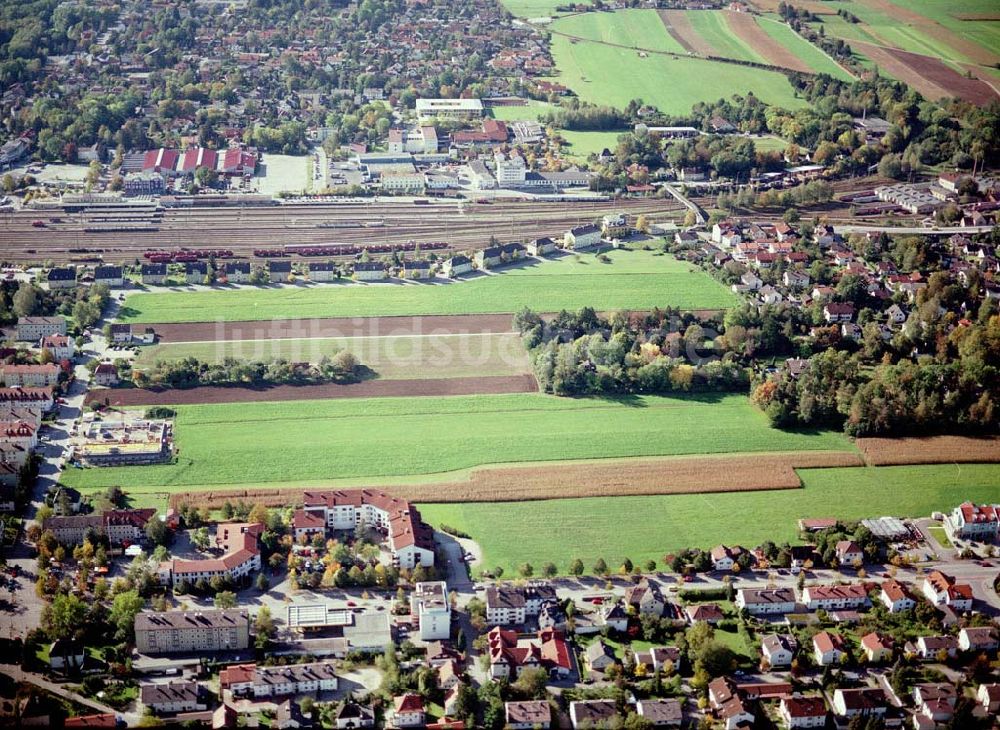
[
  {"xmin": 569, "ymin": 699, "xmax": 618, "ymax": 730},
  {"xmin": 778, "ymin": 696, "xmax": 827, "ymax": 729},
  {"xmin": 736, "ymin": 588, "xmax": 796, "ymax": 615},
  {"xmin": 1, "ymin": 362, "xmax": 61, "ymax": 389},
  {"xmin": 141, "ymin": 681, "xmax": 206, "ymax": 714},
  {"xmin": 601, "ymin": 212, "xmax": 628, "ymax": 238},
  {"xmin": 334, "ymin": 702, "xmax": 376, "ymax": 729},
  {"xmin": 624, "ymin": 579, "xmax": 665, "ymax": 616},
  {"xmin": 978, "ymin": 684, "xmax": 1000, "ymax": 713},
  {"xmin": 134, "ymin": 609, "xmax": 250, "ymax": 654},
  {"xmin": 914, "ymin": 635, "xmax": 959, "ymax": 661},
  {"xmin": 268, "ymin": 260, "xmax": 293, "ymax": 283},
  {"xmin": 860, "ymin": 632, "xmax": 894, "ymax": 663},
  {"xmin": 634, "ymin": 646, "xmax": 681, "ymax": 674},
  {"xmin": 353, "ymin": 262, "xmax": 387, "ymax": 282},
  {"xmin": 441, "ymin": 255, "xmax": 473, "ymax": 277},
  {"xmin": 300, "ymin": 489, "xmax": 435, "ymax": 569},
  {"xmin": 823, "ymin": 302, "xmax": 855, "ymax": 323},
  {"xmin": 812, "ymin": 631, "xmax": 846, "ymax": 666},
  {"xmin": 308, "ymin": 261, "xmax": 337, "ymax": 282},
  {"xmin": 49, "ymin": 638, "xmax": 85, "ymax": 671},
  {"xmin": 835, "ymin": 540, "xmax": 864, "ymax": 565},
  {"xmin": 710, "ymin": 545, "xmax": 744, "ymax": 571},
  {"xmin": 140, "ymin": 263, "xmax": 168, "ymax": 284},
  {"xmin": 222, "ymin": 261, "xmax": 251, "ymax": 283},
  {"xmin": 760, "ymin": 633, "xmax": 798, "ymax": 668},
  {"xmin": 390, "ymin": 693, "xmax": 426, "ymax": 728},
  {"xmin": 831, "ymin": 688, "xmax": 887, "ymax": 719},
  {"xmin": 922, "ymin": 570, "xmax": 973, "ymax": 611},
  {"xmin": 685, "ymin": 603, "xmax": 724, "ymax": 625},
  {"xmin": 958, "ymin": 626, "xmax": 998, "ymax": 653},
  {"xmin": 505, "ymin": 700, "xmax": 551, "ymax": 729},
  {"xmin": 880, "ymin": 579, "xmax": 916, "ymax": 612},
  {"xmin": 636, "ymin": 698, "xmax": 682, "ymax": 727},
  {"xmin": 93, "ymin": 362, "xmax": 119, "ymax": 386},
  {"xmin": 913, "ymin": 683, "xmax": 957, "ymax": 726},
  {"xmin": 47, "ymin": 267, "xmax": 77, "ymax": 289},
  {"xmin": 486, "ymin": 627, "xmax": 572, "ymax": 680},
  {"xmin": 474, "ymin": 246, "xmax": 503, "ymax": 270},
  {"xmin": 17, "ymin": 316, "xmax": 66, "ymax": 341},
  {"xmin": 184, "ymin": 261, "xmax": 208, "ymax": 284},
  {"xmin": 93, "ymin": 265, "xmax": 125, "ymax": 287},
  {"xmin": 526, "ymin": 237, "xmax": 557, "ymax": 256},
  {"xmin": 564, "ymin": 224, "xmax": 601, "ymax": 250},
  {"xmin": 583, "ymin": 639, "xmax": 617, "ymax": 673},
  {"xmin": 402, "ymin": 260, "xmax": 432, "ymax": 279},
  {"xmin": 410, "ymin": 581, "xmax": 451, "ymax": 641}
]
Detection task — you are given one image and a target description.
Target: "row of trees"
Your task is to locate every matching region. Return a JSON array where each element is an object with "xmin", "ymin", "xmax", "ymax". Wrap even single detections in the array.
[{"xmin": 131, "ymin": 351, "xmax": 365, "ymax": 389}]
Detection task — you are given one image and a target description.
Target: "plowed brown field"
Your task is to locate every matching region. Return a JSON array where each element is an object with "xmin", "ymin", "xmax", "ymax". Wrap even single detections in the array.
[
  {"xmin": 84, "ymin": 374, "xmax": 539, "ymax": 406},
  {"xmin": 166, "ymin": 450, "xmax": 864, "ymax": 509},
  {"xmin": 658, "ymin": 10, "xmax": 715, "ymax": 55},
  {"xmin": 860, "ymin": 0, "xmax": 999, "ymax": 66},
  {"xmin": 726, "ymin": 11, "xmax": 812, "ymax": 72},
  {"xmin": 857, "ymin": 435, "xmax": 1000, "ymax": 466}
]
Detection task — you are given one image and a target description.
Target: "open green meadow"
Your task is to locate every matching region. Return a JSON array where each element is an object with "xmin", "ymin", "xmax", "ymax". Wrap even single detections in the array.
[
  {"xmin": 558, "ymin": 130, "xmax": 628, "ymax": 160},
  {"xmin": 549, "ymin": 33, "xmax": 808, "ymax": 116},
  {"xmin": 895, "ymin": 0, "xmax": 1000, "ymax": 57},
  {"xmin": 61, "ymin": 392, "xmax": 851, "ymax": 492},
  {"xmin": 500, "ymin": 0, "xmax": 585, "ymax": 18},
  {"xmin": 119, "ymin": 250, "xmax": 737, "ymax": 324},
  {"xmin": 134, "ymin": 332, "xmax": 532, "ymax": 380},
  {"xmin": 420, "ymin": 463, "xmax": 1000, "ymax": 574},
  {"xmin": 755, "ymin": 17, "xmax": 855, "ymax": 80},
  {"xmin": 555, "ymin": 9, "xmax": 686, "ymax": 53},
  {"xmin": 685, "ymin": 10, "xmax": 765, "ymax": 63}
]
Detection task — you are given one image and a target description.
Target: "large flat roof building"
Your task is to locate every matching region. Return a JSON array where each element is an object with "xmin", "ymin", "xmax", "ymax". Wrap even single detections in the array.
[{"xmin": 416, "ymin": 98, "xmax": 484, "ymax": 121}]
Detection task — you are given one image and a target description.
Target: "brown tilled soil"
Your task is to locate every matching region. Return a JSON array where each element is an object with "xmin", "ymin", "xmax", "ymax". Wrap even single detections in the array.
[
  {"xmin": 859, "ymin": 0, "xmax": 999, "ymax": 66},
  {"xmin": 146, "ymin": 313, "xmax": 517, "ymax": 343},
  {"xmin": 857, "ymin": 435, "xmax": 1000, "ymax": 466},
  {"xmin": 166, "ymin": 450, "xmax": 864, "ymax": 510},
  {"xmin": 750, "ymin": 0, "xmax": 836, "ymax": 15},
  {"xmin": 84, "ymin": 374, "xmax": 539, "ymax": 406},
  {"xmin": 658, "ymin": 10, "xmax": 716, "ymax": 55},
  {"xmin": 884, "ymin": 47, "xmax": 997, "ymax": 105},
  {"xmin": 725, "ymin": 11, "xmax": 813, "ymax": 73},
  {"xmin": 852, "ymin": 41, "xmax": 954, "ymax": 102}
]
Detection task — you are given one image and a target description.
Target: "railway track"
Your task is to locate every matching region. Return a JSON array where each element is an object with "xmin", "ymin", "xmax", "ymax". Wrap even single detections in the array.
[{"xmin": 0, "ymin": 198, "xmax": 685, "ymax": 264}]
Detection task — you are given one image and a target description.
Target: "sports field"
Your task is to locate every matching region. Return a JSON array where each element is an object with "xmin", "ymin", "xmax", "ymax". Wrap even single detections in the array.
[
  {"xmin": 134, "ymin": 332, "xmax": 532, "ymax": 381},
  {"xmin": 419, "ymin": 463, "xmax": 1000, "ymax": 574},
  {"xmin": 558, "ymin": 130, "xmax": 628, "ymax": 160},
  {"xmin": 61, "ymin": 393, "xmax": 852, "ymax": 492},
  {"xmin": 489, "ymin": 100, "xmax": 556, "ymax": 122},
  {"xmin": 549, "ymin": 29, "xmax": 807, "ymax": 115},
  {"xmin": 119, "ymin": 250, "xmax": 738, "ymax": 324}
]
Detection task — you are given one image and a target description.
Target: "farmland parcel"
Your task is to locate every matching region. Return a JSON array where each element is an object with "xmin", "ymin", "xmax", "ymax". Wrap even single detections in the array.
[
  {"xmin": 119, "ymin": 250, "xmax": 737, "ymax": 324},
  {"xmin": 419, "ymin": 463, "xmax": 1000, "ymax": 574},
  {"xmin": 61, "ymin": 393, "xmax": 853, "ymax": 492}
]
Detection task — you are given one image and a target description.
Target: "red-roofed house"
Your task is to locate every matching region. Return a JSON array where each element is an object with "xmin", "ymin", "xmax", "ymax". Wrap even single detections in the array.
[
  {"xmin": 949, "ymin": 502, "xmax": 1000, "ymax": 541},
  {"xmin": 922, "ymin": 571, "xmax": 973, "ymax": 611},
  {"xmin": 487, "ymin": 627, "xmax": 572, "ymax": 680},
  {"xmin": 812, "ymin": 631, "xmax": 845, "ymax": 666},
  {"xmin": 391, "ymin": 693, "xmax": 425, "ymax": 727}
]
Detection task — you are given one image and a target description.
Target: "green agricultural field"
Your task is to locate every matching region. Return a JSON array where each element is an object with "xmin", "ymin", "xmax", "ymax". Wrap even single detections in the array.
[
  {"xmin": 558, "ymin": 130, "xmax": 628, "ymax": 160},
  {"xmin": 755, "ymin": 17, "xmax": 855, "ymax": 80},
  {"xmin": 134, "ymin": 332, "xmax": 533, "ymax": 380},
  {"xmin": 119, "ymin": 250, "xmax": 738, "ymax": 324},
  {"xmin": 897, "ymin": 0, "xmax": 1000, "ymax": 58},
  {"xmin": 419, "ymin": 463, "xmax": 1000, "ymax": 574},
  {"xmin": 685, "ymin": 10, "xmax": 765, "ymax": 63},
  {"xmin": 549, "ymin": 34, "xmax": 807, "ymax": 116},
  {"xmin": 500, "ymin": 0, "xmax": 585, "ymax": 18},
  {"xmin": 554, "ymin": 9, "xmax": 687, "ymax": 54},
  {"xmin": 61, "ymin": 392, "xmax": 851, "ymax": 492}
]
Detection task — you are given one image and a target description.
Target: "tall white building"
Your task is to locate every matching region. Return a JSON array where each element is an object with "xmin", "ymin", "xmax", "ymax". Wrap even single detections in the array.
[
  {"xmin": 494, "ymin": 151, "xmax": 527, "ymax": 187},
  {"xmin": 411, "ymin": 581, "xmax": 451, "ymax": 640}
]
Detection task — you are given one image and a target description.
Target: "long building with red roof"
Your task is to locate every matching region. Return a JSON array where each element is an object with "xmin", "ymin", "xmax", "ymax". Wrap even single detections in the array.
[
  {"xmin": 157, "ymin": 522, "xmax": 263, "ymax": 588},
  {"xmin": 299, "ymin": 489, "xmax": 435, "ymax": 569}
]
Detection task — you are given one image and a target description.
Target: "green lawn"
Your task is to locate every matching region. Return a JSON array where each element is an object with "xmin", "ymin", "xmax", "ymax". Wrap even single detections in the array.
[
  {"xmin": 119, "ymin": 250, "xmax": 738, "ymax": 324},
  {"xmin": 555, "ymin": 9, "xmax": 687, "ymax": 53},
  {"xmin": 549, "ymin": 33, "xmax": 807, "ymax": 116},
  {"xmin": 559, "ymin": 130, "xmax": 628, "ymax": 160},
  {"xmin": 500, "ymin": 0, "xmax": 586, "ymax": 18},
  {"xmin": 134, "ymin": 332, "xmax": 532, "ymax": 380},
  {"xmin": 685, "ymin": 10, "xmax": 766, "ymax": 63},
  {"xmin": 419, "ymin": 464, "xmax": 1000, "ymax": 574},
  {"xmin": 894, "ymin": 0, "xmax": 1000, "ymax": 58},
  {"xmin": 927, "ymin": 525, "xmax": 953, "ymax": 549},
  {"xmin": 61, "ymin": 392, "xmax": 851, "ymax": 492},
  {"xmin": 751, "ymin": 136, "xmax": 793, "ymax": 153},
  {"xmin": 755, "ymin": 17, "xmax": 855, "ymax": 80}
]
